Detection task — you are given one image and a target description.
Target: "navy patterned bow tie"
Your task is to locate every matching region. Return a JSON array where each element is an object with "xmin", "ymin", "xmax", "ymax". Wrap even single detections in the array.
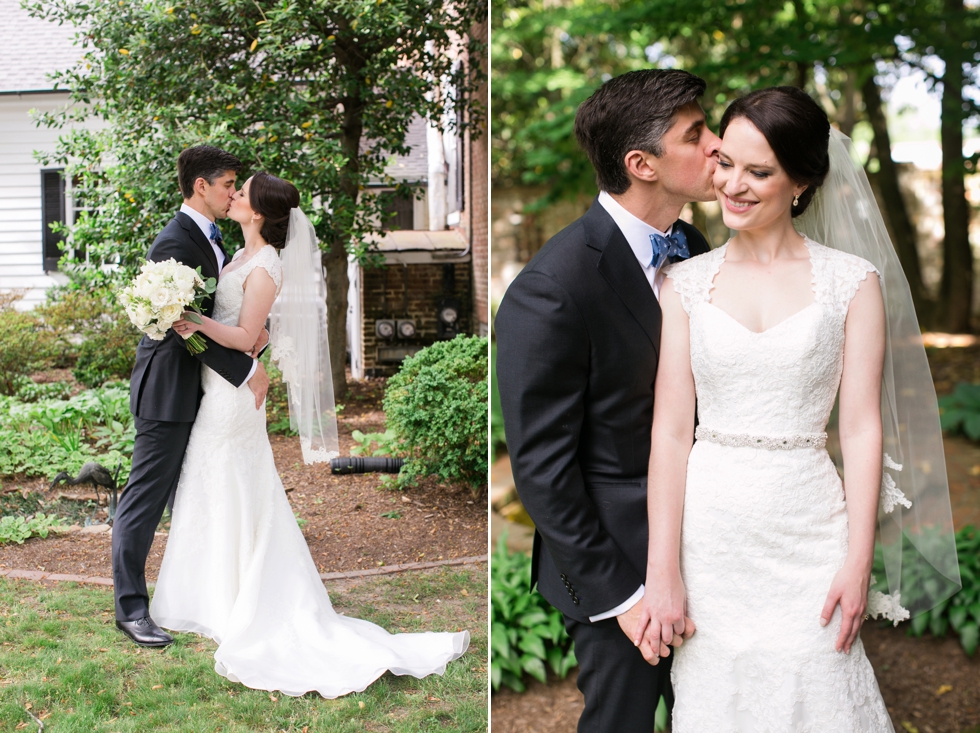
[
  {"xmin": 208, "ymin": 221, "xmax": 223, "ymax": 247},
  {"xmin": 649, "ymin": 226, "xmax": 690, "ymax": 269}
]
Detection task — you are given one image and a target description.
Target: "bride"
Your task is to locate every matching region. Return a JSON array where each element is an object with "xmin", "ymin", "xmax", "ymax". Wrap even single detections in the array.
[
  {"xmin": 150, "ymin": 172, "xmax": 468, "ymax": 698},
  {"xmin": 638, "ymin": 87, "xmax": 960, "ymax": 730}
]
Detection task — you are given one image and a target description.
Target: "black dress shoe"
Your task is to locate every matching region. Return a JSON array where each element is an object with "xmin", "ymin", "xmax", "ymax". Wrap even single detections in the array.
[{"xmin": 115, "ymin": 617, "xmax": 174, "ymax": 647}]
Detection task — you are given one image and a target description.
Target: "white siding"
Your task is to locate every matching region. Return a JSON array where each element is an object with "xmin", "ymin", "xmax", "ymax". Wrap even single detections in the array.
[{"xmin": 0, "ymin": 93, "xmax": 97, "ymax": 309}]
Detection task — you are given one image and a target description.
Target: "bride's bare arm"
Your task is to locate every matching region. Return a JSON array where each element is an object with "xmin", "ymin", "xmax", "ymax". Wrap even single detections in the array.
[
  {"xmin": 636, "ymin": 282, "xmax": 697, "ymax": 652},
  {"xmin": 176, "ymin": 267, "xmax": 277, "ymax": 352},
  {"xmin": 821, "ymin": 272, "xmax": 885, "ymax": 653}
]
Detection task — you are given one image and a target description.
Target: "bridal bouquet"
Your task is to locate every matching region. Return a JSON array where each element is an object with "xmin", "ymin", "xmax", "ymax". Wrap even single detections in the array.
[{"xmin": 119, "ymin": 259, "xmax": 216, "ymax": 354}]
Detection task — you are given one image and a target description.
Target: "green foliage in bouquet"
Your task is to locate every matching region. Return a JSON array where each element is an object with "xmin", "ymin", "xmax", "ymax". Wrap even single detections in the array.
[
  {"xmin": 872, "ymin": 525, "xmax": 980, "ymax": 656},
  {"xmin": 939, "ymin": 383, "xmax": 980, "ymax": 441},
  {"xmin": 383, "ymin": 335, "xmax": 489, "ymax": 491},
  {"xmin": 491, "ymin": 533, "xmax": 576, "ymax": 693}
]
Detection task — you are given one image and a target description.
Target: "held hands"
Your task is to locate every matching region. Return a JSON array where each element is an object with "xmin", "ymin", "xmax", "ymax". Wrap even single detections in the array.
[
  {"xmin": 820, "ymin": 559, "xmax": 871, "ymax": 654},
  {"xmin": 624, "ymin": 573, "xmax": 696, "ymax": 666}
]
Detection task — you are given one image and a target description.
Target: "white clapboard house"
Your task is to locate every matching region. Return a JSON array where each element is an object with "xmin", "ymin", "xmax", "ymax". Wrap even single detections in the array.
[{"xmin": 0, "ymin": 0, "xmax": 94, "ymax": 309}]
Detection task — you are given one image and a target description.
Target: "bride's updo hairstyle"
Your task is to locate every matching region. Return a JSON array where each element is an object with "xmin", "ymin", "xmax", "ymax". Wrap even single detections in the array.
[
  {"xmin": 719, "ymin": 86, "xmax": 830, "ymax": 217},
  {"xmin": 249, "ymin": 172, "xmax": 300, "ymax": 249}
]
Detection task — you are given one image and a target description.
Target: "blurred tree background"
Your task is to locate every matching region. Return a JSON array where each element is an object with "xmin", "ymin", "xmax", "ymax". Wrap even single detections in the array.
[{"xmin": 491, "ymin": 0, "xmax": 980, "ymax": 332}]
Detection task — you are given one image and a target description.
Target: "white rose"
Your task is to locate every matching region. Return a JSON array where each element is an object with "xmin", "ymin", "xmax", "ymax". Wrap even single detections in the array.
[
  {"xmin": 133, "ymin": 305, "xmax": 153, "ymax": 329},
  {"xmin": 150, "ymin": 287, "xmax": 172, "ymax": 308},
  {"xmin": 160, "ymin": 303, "xmax": 183, "ymax": 323}
]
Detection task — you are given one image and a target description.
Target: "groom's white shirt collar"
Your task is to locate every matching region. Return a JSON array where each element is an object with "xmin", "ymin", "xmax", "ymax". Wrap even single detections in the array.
[
  {"xmin": 178, "ymin": 203, "xmax": 257, "ymax": 381},
  {"xmin": 180, "ymin": 203, "xmax": 226, "ymax": 270},
  {"xmin": 597, "ymin": 190, "xmax": 672, "ymax": 299}
]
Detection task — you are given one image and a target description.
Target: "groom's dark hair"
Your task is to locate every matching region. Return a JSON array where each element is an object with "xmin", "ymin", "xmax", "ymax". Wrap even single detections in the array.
[
  {"xmin": 575, "ymin": 69, "xmax": 707, "ymax": 194},
  {"xmin": 178, "ymin": 145, "xmax": 243, "ymax": 199}
]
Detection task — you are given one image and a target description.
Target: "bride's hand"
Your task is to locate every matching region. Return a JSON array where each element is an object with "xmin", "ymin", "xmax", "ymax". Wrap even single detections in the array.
[
  {"xmin": 820, "ymin": 560, "xmax": 870, "ymax": 654},
  {"xmin": 635, "ymin": 571, "xmax": 690, "ymax": 655},
  {"xmin": 173, "ymin": 315, "xmax": 203, "ymax": 338}
]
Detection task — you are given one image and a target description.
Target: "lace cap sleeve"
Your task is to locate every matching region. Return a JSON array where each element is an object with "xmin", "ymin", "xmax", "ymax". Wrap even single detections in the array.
[
  {"xmin": 664, "ymin": 245, "xmax": 725, "ymax": 315},
  {"xmin": 808, "ymin": 241, "xmax": 879, "ymax": 317},
  {"xmin": 250, "ymin": 245, "xmax": 284, "ymax": 295}
]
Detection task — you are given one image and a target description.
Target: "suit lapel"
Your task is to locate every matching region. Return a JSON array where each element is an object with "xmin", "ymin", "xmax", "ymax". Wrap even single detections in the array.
[
  {"xmin": 585, "ymin": 201, "xmax": 662, "ymax": 349},
  {"xmin": 175, "ymin": 211, "xmax": 220, "ymax": 278}
]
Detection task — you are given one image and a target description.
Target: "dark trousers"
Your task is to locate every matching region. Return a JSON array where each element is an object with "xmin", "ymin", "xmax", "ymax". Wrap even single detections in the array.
[
  {"xmin": 565, "ymin": 614, "xmax": 674, "ymax": 733},
  {"xmin": 112, "ymin": 417, "xmax": 193, "ymax": 621}
]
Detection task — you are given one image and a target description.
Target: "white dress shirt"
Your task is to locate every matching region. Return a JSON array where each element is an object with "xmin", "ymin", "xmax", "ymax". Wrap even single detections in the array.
[
  {"xmin": 587, "ymin": 191, "xmax": 674, "ymax": 622},
  {"xmin": 596, "ymin": 190, "xmax": 674, "ymax": 298},
  {"xmin": 178, "ymin": 204, "xmax": 257, "ymax": 382}
]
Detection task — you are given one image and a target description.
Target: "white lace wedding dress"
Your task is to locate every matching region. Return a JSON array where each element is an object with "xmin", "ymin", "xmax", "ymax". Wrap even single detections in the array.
[
  {"xmin": 150, "ymin": 245, "xmax": 469, "ymax": 697},
  {"xmin": 664, "ymin": 238, "xmax": 895, "ymax": 732}
]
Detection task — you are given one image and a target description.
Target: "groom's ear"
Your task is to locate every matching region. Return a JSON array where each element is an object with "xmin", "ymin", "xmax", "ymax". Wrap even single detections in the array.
[{"xmin": 623, "ymin": 149, "xmax": 659, "ymax": 185}]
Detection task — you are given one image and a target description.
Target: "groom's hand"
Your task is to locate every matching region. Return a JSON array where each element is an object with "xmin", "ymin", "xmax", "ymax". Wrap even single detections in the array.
[
  {"xmin": 247, "ymin": 362, "xmax": 270, "ymax": 409},
  {"xmin": 618, "ymin": 601, "xmax": 670, "ymax": 665},
  {"xmin": 249, "ymin": 328, "xmax": 270, "ymax": 358}
]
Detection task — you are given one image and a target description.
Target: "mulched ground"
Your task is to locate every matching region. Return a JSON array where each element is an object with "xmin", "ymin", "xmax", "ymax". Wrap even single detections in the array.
[
  {"xmin": 491, "ymin": 622, "xmax": 980, "ymax": 733},
  {"xmin": 0, "ymin": 377, "xmax": 487, "ymax": 578}
]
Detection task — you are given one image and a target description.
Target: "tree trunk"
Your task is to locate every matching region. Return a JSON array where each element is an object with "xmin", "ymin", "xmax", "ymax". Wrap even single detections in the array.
[
  {"xmin": 862, "ymin": 73, "xmax": 929, "ymax": 316},
  {"xmin": 939, "ymin": 0, "xmax": 974, "ymax": 332},
  {"xmin": 323, "ymin": 243, "xmax": 350, "ymax": 396}
]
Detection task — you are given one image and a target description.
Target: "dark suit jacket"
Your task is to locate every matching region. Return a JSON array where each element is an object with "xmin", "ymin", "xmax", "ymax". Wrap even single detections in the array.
[
  {"xmin": 129, "ymin": 211, "xmax": 255, "ymax": 422},
  {"xmin": 494, "ymin": 200, "xmax": 710, "ymax": 623}
]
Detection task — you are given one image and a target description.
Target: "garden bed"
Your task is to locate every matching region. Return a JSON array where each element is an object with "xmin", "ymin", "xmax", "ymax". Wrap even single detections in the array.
[{"xmin": 0, "ymin": 376, "xmax": 487, "ymax": 578}]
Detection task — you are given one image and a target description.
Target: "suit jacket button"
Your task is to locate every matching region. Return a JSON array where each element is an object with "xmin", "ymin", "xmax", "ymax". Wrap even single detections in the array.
[
  {"xmin": 560, "ymin": 574, "xmax": 567, "ymax": 581},
  {"xmin": 572, "ymin": 597, "xmax": 580, "ymax": 605}
]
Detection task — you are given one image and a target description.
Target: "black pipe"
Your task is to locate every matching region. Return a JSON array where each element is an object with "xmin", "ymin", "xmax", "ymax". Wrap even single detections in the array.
[{"xmin": 331, "ymin": 456, "xmax": 405, "ymax": 474}]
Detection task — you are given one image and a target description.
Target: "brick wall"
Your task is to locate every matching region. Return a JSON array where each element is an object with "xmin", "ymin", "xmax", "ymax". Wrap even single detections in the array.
[{"xmin": 360, "ymin": 260, "xmax": 473, "ymax": 376}]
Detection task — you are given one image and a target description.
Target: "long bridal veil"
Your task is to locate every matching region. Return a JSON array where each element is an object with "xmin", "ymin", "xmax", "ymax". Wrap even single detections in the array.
[
  {"xmin": 796, "ymin": 129, "xmax": 961, "ymax": 620},
  {"xmin": 269, "ymin": 208, "xmax": 340, "ymax": 464}
]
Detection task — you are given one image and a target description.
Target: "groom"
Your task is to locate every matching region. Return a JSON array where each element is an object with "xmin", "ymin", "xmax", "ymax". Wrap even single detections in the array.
[
  {"xmin": 112, "ymin": 145, "xmax": 270, "ymax": 647},
  {"xmin": 495, "ymin": 70, "xmax": 720, "ymax": 731}
]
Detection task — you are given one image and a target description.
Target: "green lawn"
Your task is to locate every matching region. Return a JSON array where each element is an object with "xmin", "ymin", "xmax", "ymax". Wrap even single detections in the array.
[{"xmin": 0, "ymin": 567, "xmax": 487, "ymax": 732}]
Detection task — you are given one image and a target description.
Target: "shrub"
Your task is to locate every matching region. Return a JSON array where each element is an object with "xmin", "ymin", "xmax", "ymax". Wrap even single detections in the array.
[
  {"xmin": 36, "ymin": 288, "xmax": 140, "ymax": 387},
  {"xmin": 73, "ymin": 320, "xmax": 141, "ymax": 388},
  {"xmin": 490, "ymin": 533, "xmax": 576, "ymax": 693},
  {"xmin": 384, "ymin": 335, "xmax": 488, "ymax": 491},
  {"xmin": 939, "ymin": 383, "xmax": 980, "ymax": 441},
  {"xmin": 872, "ymin": 524, "xmax": 980, "ymax": 656},
  {"xmin": 0, "ymin": 293, "xmax": 60, "ymax": 395}
]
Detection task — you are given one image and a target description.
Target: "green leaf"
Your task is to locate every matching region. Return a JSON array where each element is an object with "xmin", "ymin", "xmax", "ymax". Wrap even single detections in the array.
[
  {"xmin": 959, "ymin": 622, "xmax": 978, "ymax": 656},
  {"xmin": 521, "ymin": 654, "xmax": 547, "ymax": 683},
  {"xmin": 518, "ymin": 632, "xmax": 547, "ymax": 660}
]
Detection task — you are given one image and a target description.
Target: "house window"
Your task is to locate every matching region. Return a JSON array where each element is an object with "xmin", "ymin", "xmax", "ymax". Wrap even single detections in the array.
[
  {"xmin": 41, "ymin": 168, "xmax": 66, "ymax": 272},
  {"xmin": 382, "ymin": 191, "xmax": 415, "ymax": 230}
]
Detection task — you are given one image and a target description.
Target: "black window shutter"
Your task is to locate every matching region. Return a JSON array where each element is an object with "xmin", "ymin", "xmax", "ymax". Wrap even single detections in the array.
[{"xmin": 41, "ymin": 169, "xmax": 66, "ymax": 271}]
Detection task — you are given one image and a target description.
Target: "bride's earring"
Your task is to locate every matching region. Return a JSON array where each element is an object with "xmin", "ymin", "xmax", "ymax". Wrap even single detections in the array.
[{"xmin": 793, "ymin": 194, "xmax": 800, "ymax": 207}]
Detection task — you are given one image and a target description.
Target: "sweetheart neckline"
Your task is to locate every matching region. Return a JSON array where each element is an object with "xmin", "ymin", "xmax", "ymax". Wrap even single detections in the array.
[{"xmin": 703, "ymin": 300, "xmax": 819, "ymax": 335}]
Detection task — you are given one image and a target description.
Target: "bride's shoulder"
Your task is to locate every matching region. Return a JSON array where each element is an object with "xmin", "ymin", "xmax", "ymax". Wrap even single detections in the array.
[
  {"xmin": 666, "ymin": 242, "xmax": 726, "ymax": 278},
  {"xmin": 804, "ymin": 238, "xmax": 878, "ymax": 277}
]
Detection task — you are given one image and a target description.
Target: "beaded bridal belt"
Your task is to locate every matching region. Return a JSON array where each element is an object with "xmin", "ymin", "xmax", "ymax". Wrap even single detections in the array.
[{"xmin": 695, "ymin": 426, "xmax": 828, "ymax": 450}]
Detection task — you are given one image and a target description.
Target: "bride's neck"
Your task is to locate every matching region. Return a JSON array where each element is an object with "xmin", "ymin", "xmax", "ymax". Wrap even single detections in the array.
[
  {"xmin": 729, "ymin": 217, "xmax": 805, "ymax": 263},
  {"xmin": 241, "ymin": 221, "xmax": 269, "ymax": 255}
]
